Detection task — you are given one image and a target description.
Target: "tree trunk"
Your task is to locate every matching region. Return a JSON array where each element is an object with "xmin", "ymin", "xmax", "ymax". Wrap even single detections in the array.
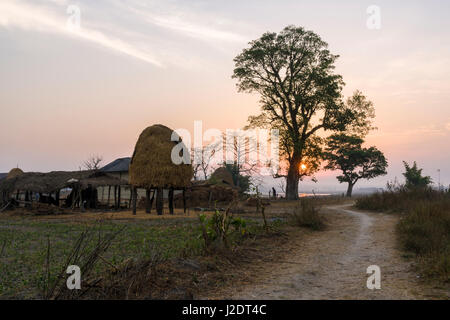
[
  {"xmin": 285, "ymin": 155, "xmax": 301, "ymax": 200},
  {"xmin": 156, "ymin": 187, "xmax": 163, "ymax": 215},
  {"xmin": 346, "ymin": 183, "xmax": 354, "ymax": 197},
  {"xmin": 145, "ymin": 189, "xmax": 151, "ymax": 214},
  {"xmin": 168, "ymin": 188, "xmax": 174, "ymax": 214}
]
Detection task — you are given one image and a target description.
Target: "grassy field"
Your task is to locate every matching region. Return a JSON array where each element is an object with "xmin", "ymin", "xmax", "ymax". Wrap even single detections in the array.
[
  {"xmin": 0, "ymin": 204, "xmax": 292, "ymax": 299},
  {"xmin": 0, "ymin": 213, "xmax": 205, "ymax": 298}
]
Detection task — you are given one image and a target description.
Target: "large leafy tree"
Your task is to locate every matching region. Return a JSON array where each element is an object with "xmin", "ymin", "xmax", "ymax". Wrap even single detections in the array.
[
  {"xmin": 323, "ymin": 134, "xmax": 388, "ymax": 197},
  {"xmin": 402, "ymin": 161, "xmax": 432, "ymax": 189},
  {"xmin": 233, "ymin": 26, "xmax": 374, "ymax": 199}
]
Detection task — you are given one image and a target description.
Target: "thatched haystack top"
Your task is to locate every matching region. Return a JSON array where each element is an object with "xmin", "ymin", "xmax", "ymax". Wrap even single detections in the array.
[
  {"xmin": 129, "ymin": 124, "xmax": 193, "ymax": 188},
  {"xmin": 209, "ymin": 167, "xmax": 234, "ymax": 186},
  {"xmin": 7, "ymin": 168, "xmax": 23, "ymax": 180}
]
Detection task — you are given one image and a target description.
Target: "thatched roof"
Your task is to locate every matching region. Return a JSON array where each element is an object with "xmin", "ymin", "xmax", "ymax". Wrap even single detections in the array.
[
  {"xmin": 129, "ymin": 124, "xmax": 193, "ymax": 188},
  {"xmin": 7, "ymin": 168, "xmax": 24, "ymax": 180},
  {"xmin": 101, "ymin": 157, "xmax": 131, "ymax": 173},
  {"xmin": 209, "ymin": 167, "xmax": 234, "ymax": 186},
  {"xmin": 0, "ymin": 170, "xmax": 127, "ymax": 194}
]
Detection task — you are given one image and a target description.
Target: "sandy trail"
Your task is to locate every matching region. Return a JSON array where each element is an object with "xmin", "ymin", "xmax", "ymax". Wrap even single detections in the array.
[{"xmin": 226, "ymin": 205, "xmax": 447, "ymax": 300}]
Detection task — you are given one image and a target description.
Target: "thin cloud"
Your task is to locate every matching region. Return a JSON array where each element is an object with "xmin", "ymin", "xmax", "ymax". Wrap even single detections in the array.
[
  {"xmin": 0, "ymin": 1, "xmax": 163, "ymax": 67},
  {"xmin": 115, "ymin": 0, "xmax": 247, "ymax": 44},
  {"xmin": 145, "ymin": 13, "xmax": 246, "ymax": 43}
]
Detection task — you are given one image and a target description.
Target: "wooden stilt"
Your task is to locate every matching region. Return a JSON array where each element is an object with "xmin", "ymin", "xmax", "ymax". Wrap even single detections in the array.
[
  {"xmin": 182, "ymin": 188, "xmax": 186, "ymax": 214},
  {"xmin": 156, "ymin": 187, "xmax": 163, "ymax": 215},
  {"xmin": 145, "ymin": 189, "xmax": 151, "ymax": 214},
  {"xmin": 132, "ymin": 187, "xmax": 137, "ymax": 215},
  {"xmin": 117, "ymin": 186, "xmax": 121, "ymax": 209},
  {"xmin": 149, "ymin": 189, "xmax": 155, "ymax": 211},
  {"xmin": 25, "ymin": 191, "xmax": 30, "ymax": 208},
  {"xmin": 114, "ymin": 186, "xmax": 117, "ymax": 210},
  {"xmin": 169, "ymin": 187, "xmax": 174, "ymax": 215},
  {"xmin": 128, "ymin": 187, "xmax": 132, "ymax": 209},
  {"xmin": 107, "ymin": 186, "xmax": 111, "ymax": 208},
  {"xmin": 55, "ymin": 190, "xmax": 60, "ymax": 207}
]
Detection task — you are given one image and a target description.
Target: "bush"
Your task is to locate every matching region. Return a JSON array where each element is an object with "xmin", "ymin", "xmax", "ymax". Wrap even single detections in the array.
[
  {"xmin": 289, "ymin": 199, "xmax": 325, "ymax": 231},
  {"xmin": 198, "ymin": 208, "xmax": 248, "ymax": 251}
]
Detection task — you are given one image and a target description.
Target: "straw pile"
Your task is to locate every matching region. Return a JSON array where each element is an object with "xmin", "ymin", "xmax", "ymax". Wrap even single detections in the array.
[
  {"xmin": 174, "ymin": 184, "xmax": 237, "ymax": 208},
  {"xmin": 208, "ymin": 167, "xmax": 234, "ymax": 186},
  {"xmin": 129, "ymin": 124, "xmax": 193, "ymax": 189}
]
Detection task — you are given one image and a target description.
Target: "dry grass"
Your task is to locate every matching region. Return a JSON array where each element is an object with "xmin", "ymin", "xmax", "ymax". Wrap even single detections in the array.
[
  {"xmin": 287, "ymin": 199, "xmax": 326, "ymax": 231},
  {"xmin": 356, "ymin": 188, "xmax": 450, "ymax": 283}
]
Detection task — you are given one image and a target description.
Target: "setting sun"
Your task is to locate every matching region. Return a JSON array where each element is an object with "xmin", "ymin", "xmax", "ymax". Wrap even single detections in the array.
[{"xmin": 300, "ymin": 164, "xmax": 307, "ymax": 171}]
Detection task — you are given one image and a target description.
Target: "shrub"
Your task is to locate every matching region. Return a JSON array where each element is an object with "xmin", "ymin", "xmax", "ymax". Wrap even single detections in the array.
[
  {"xmin": 198, "ymin": 207, "xmax": 248, "ymax": 251},
  {"xmin": 289, "ymin": 199, "xmax": 325, "ymax": 231}
]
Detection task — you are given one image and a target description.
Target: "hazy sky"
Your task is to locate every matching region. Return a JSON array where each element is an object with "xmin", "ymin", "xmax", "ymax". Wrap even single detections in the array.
[{"xmin": 1, "ymin": 0, "xmax": 449, "ymax": 191}]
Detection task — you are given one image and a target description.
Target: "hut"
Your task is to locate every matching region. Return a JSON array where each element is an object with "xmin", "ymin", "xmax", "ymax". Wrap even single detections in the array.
[
  {"xmin": 100, "ymin": 157, "xmax": 132, "ymax": 209},
  {"xmin": 0, "ymin": 169, "xmax": 127, "ymax": 210},
  {"xmin": 129, "ymin": 124, "xmax": 193, "ymax": 215}
]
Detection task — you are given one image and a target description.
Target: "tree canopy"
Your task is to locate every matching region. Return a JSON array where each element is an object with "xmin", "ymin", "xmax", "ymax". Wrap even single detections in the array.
[
  {"xmin": 402, "ymin": 161, "xmax": 432, "ymax": 189},
  {"xmin": 234, "ymin": 25, "xmax": 375, "ymax": 199},
  {"xmin": 323, "ymin": 134, "xmax": 388, "ymax": 196}
]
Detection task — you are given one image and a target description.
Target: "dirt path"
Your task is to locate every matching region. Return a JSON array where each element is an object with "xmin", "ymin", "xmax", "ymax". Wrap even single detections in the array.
[{"xmin": 223, "ymin": 205, "xmax": 448, "ymax": 300}]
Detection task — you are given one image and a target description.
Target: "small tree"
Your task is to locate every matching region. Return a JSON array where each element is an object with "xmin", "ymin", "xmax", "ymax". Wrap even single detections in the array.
[
  {"xmin": 83, "ymin": 155, "xmax": 103, "ymax": 171},
  {"xmin": 324, "ymin": 134, "xmax": 387, "ymax": 197},
  {"xmin": 223, "ymin": 130, "xmax": 258, "ymax": 189},
  {"xmin": 402, "ymin": 161, "xmax": 432, "ymax": 189},
  {"xmin": 222, "ymin": 163, "xmax": 251, "ymax": 194}
]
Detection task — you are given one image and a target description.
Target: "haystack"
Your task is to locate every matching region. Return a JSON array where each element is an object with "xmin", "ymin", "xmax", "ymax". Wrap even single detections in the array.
[
  {"xmin": 129, "ymin": 124, "xmax": 193, "ymax": 214},
  {"xmin": 7, "ymin": 168, "xmax": 23, "ymax": 180},
  {"xmin": 129, "ymin": 124, "xmax": 192, "ymax": 188},
  {"xmin": 209, "ymin": 167, "xmax": 234, "ymax": 186}
]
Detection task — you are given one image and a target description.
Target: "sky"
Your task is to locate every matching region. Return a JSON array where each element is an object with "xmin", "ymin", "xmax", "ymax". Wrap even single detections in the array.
[{"xmin": 1, "ymin": 0, "xmax": 449, "ymax": 192}]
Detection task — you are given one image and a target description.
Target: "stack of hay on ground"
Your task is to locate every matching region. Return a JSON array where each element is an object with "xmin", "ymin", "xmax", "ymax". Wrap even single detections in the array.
[{"xmin": 174, "ymin": 167, "xmax": 238, "ymax": 208}]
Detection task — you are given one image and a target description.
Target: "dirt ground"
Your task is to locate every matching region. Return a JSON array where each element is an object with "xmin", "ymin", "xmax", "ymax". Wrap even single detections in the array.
[{"xmin": 208, "ymin": 204, "xmax": 449, "ymax": 300}]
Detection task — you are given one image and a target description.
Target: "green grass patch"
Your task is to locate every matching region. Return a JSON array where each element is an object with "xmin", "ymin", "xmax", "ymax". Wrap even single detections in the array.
[{"xmin": 0, "ymin": 217, "xmax": 203, "ymax": 298}]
